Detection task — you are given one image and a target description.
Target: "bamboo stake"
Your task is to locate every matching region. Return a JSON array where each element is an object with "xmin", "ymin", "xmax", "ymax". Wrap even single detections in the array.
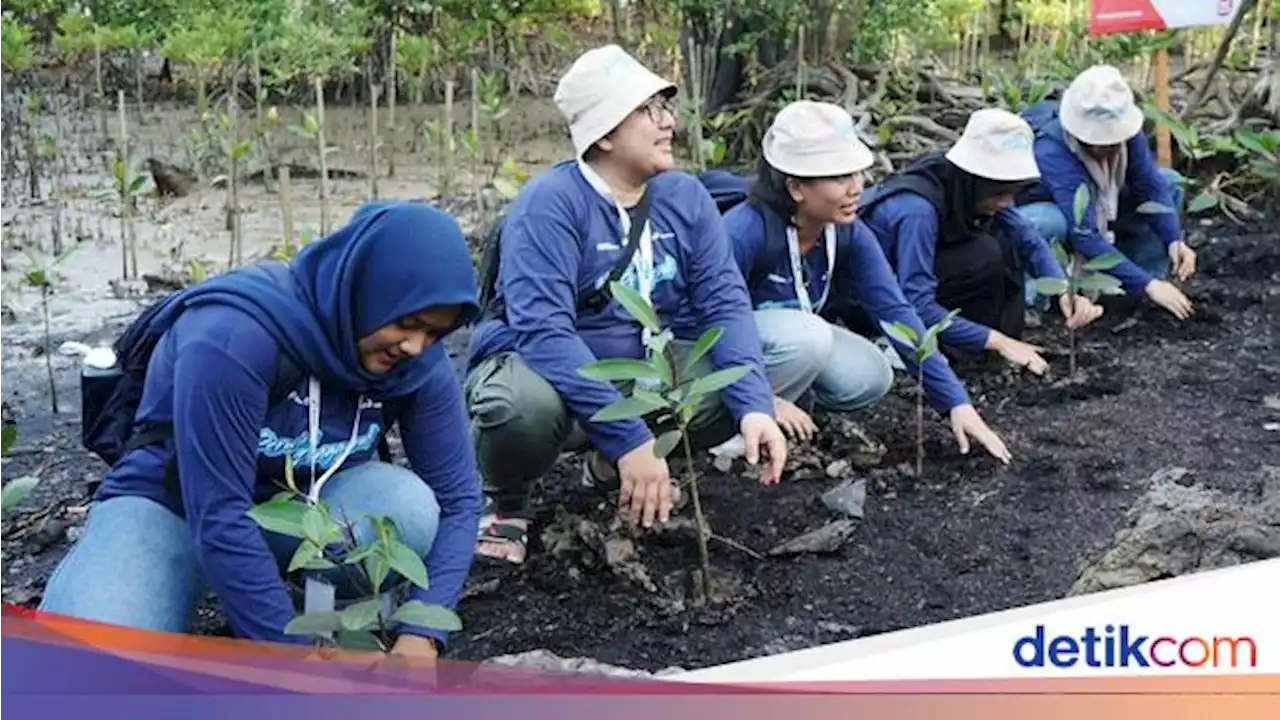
[
  {"xmin": 314, "ymin": 77, "xmax": 330, "ymax": 236},
  {"xmin": 279, "ymin": 165, "xmax": 296, "ymax": 249},
  {"xmin": 369, "ymin": 82, "xmax": 381, "ymax": 200},
  {"xmin": 470, "ymin": 67, "xmax": 480, "ymax": 200},
  {"xmin": 443, "ymin": 80, "xmax": 455, "ymax": 196},
  {"xmin": 117, "ymin": 90, "xmax": 137, "ymax": 279},
  {"xmin": 388, "ymin": 30, "xmax": 397, "ymax": 179},
  {"xmin": 228, "ymin": 71, "xmax": 242, "ymax": 268},
  {"xmin": 1154, "ymin": 48, "xmax": 1173, "ymax": 168}
]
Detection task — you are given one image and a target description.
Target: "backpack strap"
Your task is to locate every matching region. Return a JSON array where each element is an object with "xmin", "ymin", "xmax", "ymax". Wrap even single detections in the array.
[{"xmin": 576, "ymin": 182, "xmax": 656, "ymax": 315}]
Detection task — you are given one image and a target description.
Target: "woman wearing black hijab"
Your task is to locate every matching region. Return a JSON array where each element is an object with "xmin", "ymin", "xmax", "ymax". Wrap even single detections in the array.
[{"xmin": 859, "ymin": 108, "xmax": 1103, "ymax": 375}]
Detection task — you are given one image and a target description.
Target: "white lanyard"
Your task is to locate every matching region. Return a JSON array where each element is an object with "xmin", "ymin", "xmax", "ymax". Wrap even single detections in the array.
[
  {"xmin": 304, "ymin": 376, "xmax": 365, "ymax": 503},
  {"xmin": 786, "ymin": 224, "xmax": 837, "ymax": 314},
  {"xmin": 578, "ymin": 160, "xmax": 655, "ymax": 346}
]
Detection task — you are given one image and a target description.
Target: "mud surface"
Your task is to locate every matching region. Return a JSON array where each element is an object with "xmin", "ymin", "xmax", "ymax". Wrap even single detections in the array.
[{"xmin": 2, "ymin": 95, "xmax": 1278, "ymax": 672}]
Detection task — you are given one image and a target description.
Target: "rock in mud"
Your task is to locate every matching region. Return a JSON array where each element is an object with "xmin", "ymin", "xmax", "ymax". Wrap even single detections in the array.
[
  {"xmin": 474, "ymin": 649, "xmax": 685, "ymax": 683},
  {"xmin": 821, "ymin": 478, "xmax": 867, "ymax": 519},
  {"xmin": 768, "ymin": 519, "xmax": 860, "ymax": 556},
  {"xmin": 1070, "ymin": 466, "xmax": 1280, "ymax": 595}
]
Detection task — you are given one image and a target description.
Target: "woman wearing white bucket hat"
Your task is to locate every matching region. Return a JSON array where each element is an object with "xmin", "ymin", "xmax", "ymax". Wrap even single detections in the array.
[
  {"xmin": 860, "ymin": 108, "xmax": 1103, "ymax": 374},
  {"xmin": 1016, "ymin": 65, "xmax": 1195, "ymax": 321},
  {"xmin": 464, "ymin": 45, "xmax": 787, "ymax": 566},
  {"xmin": 723, "ymin": 100, "xmax": 1011, "ymax": 465}
]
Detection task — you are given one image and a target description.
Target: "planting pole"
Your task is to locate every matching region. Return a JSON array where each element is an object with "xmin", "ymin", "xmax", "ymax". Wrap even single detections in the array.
[
  {"xmin": 95, "ymin": 33, "xmax": 106, "ymax": 137},
  {"xmin": 229, "ymin": 71, "xmax": 243, "ymax": 268},
  {"xmin": 1154, "ymin": 48, "xmax": 1173, "ymax": 168},
  {"xmin": 52, "ymin": 99, "xmax": 65, "ymax": 256},
  {"xmin": 314, "ymin": 77, "xmax": 330, "ymax": 236},
  {"xmin": 444, "ymin": 80, "xmax": 455, "ymax": 197},
  {"xmin": 470, "ymin": 67, "xmax": 481, "ymax": 199},
  {"xmin": 118, "ymin": 90, "xmax": 137, "ymax": 280}
]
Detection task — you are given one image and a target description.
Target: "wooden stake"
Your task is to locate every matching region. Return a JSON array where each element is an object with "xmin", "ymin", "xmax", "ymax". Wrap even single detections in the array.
[
  {"xmin": 229, "ymin": 70, "xmax": 242, "ymax": 268},
  {"xmin": 369, "ymin": 82, "xmax": 380, "ymax": 200},
  {"xmin": 387, "ymin": 30, "xmax": 397, "ymax": 179},
  {"xmin": 117, "ymin": 90, "xmax": 137, "ymax": 279},
  {"xmin": 443, "ymin": 80, "xmax": 455, "ymax": 197},
  {"xmin": 470, "ymin": 67, "xmax": 480, "ymax": 199},
  {"xmin": 314, "ymin": 77, "xmax": 330, "ymax": 236},
  {"xmin": 279, "ymin": 165, "xmax": 296, "ymax": 249},
  {"xmin": 1154, "ymin": 47, "xmax": 1173, "ymax": 168}
]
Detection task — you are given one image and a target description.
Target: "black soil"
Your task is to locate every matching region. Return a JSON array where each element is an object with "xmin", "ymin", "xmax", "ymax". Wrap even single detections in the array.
[{"xmin": 3, "ymin": 205, "xmax": 1278, "ymax": 672}]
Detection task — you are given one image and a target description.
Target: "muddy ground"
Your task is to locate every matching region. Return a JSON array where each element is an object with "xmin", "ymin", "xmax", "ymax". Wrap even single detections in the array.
[{"xmin": 2, "ymin": 93, "xmax": 1278, "ymax": 673}]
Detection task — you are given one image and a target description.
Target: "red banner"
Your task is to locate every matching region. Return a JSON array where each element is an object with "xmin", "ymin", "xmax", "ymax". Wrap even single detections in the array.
[{"xmin": 1088, "ymin": 0, "xmax": 1243, "ymax": 37}]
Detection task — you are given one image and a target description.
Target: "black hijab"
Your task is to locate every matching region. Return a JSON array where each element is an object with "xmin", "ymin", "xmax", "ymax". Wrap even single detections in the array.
[{"xmin": 874, "ymin": 150, "xmax": 1030, "ymax": 244}]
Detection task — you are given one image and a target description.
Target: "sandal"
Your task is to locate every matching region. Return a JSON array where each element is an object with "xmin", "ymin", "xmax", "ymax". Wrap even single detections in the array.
[{"xmin": 475, "ymin": 496, "xmax": 531, "ymax": 567}]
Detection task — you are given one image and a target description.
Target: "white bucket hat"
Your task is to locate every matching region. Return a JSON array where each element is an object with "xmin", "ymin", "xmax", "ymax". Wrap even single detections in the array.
[
  {"xmin": 945, "ymin": 108, "xmax": 1041, "ymax": 183},
  {"xmin": 1059, "ymin": 64, "xmax": 1145, "ymax": 146},
  {"xmin": 762, "ymin": 100, "xmax": 875, "ymax": 177},
  {"xmin": 553, "ymin": 44, "xmax": 676, "ymax": 157}
]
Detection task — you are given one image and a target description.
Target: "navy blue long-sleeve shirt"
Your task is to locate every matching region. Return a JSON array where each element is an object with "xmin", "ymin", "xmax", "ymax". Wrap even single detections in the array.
[
  {"xmin": 861, "ymin": 193, "xmax": 1066, "ymax": 354},
  {"xmin": 468, "ymin": 160, "xmax": 774, "ymax": 461},
  {"xmin": 723, "ymin": 202, "xmax": 971, "ymax": 414},
  {"xmin": 1021, "ymin": 100, "xmax": 1182, "ymax": 294},
  {"xmin": 96, "ymin": 303, "xmax": 481, "ymax": 647}
]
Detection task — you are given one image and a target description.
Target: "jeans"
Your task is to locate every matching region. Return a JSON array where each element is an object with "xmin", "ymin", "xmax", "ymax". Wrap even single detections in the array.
[
  {"xmin": 38, "ymin": 461, "xmax": 441, "ymax": 635},
  {"xmin": 755, "ymin": 308, "xmax": 894, "ymax": 412},
  {"xmin": 466, "ymin": 341, "xmax": 738, "ymax": 515},
  {"xmin": 1015, "ymin": 167, "xmax": 1185, "ymax": 306}
]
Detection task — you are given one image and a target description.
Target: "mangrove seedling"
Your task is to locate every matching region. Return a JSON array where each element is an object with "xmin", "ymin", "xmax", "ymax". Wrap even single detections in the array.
[
  {"xmin": 2, "ymin": 425, "xmax": 40, "ymax": 517},
  {"xmin": 247, "ymin": 459, "xmax": 460, "ymax": 651},
  {"xmin": 578, "ymin": 281, "xmax": 752, "ymax": 601},
  {"xmin": 879, "ymin": 309, "xmax": 961, "ymax": 479}
]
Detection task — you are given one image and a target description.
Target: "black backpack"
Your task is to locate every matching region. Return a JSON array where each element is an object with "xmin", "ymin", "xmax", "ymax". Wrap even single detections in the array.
[
  {"xmin": 472, "ymin": 170, "xmax": 789, "ymax": 321},
  {"xmin": 80, "ymin": 263, "xmax": 393, "ymax": 497}
]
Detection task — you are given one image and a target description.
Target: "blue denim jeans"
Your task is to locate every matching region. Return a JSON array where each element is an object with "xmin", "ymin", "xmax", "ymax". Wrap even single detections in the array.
[
  {"xmin": 1016, "ymin": 167, "xmax": 1185, "ymax": 307},
  {"xmin": 754, "ymin": 308, "xmax": 894, "ymax": 412},
  {"xmin": 38, "ymin": 461, "xmax": 440, "ymax": 634}
]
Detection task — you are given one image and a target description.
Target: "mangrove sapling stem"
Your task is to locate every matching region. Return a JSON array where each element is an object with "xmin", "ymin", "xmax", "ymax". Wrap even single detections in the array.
[
  {"xmin": 444, "ymin": 81, "xmax": 455, "ymax": 196},
  {"xmin": 387, "ymin": 32, "xmax": 397, "ymax": 180},
  {"xmin": 681, "ymin": 431, "xmax": 714, "ymax": 601},
  {"xmin": 41, "ymin": 284, "xmax": 58, "ymax": 414},
  {"xmin": 470, "ymin": 67, "xmax": 481, "ymax": 201},
  {"xmin": 118, "ymin": 90, "xmax": 138, "ymax": 280},
  {"xmin": 229, "ymin": 71, "xmax": 243, "ymax": 268},
  {"xmin": 279, "ymin": 165, "xmax": 296, "ymax": 247}
]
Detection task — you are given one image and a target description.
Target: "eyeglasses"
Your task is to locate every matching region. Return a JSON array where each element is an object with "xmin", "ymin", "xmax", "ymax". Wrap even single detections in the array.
[{"xmin": 638, "ymin": 97, "xmax": 675, "ymax": 124}]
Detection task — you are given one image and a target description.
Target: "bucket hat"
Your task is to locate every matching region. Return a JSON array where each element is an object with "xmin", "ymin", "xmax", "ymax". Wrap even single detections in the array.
[
  {"xmin": 1058, "ymin": 64, "xmax": 1145, "ymax": 146},
  {"xmin": 945, "ymin": 108, "xmax": 1041, "ymax": 182},
  {"xmin": 762, "ymin": 100, "xmax": 875, "ymax": 177},
  {"xmin": 553, "ymin": 44, "xmax": 677, "ymax": 157}
]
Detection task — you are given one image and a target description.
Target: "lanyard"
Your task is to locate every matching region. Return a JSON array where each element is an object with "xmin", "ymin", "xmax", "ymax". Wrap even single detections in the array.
[
  {"xmin": 785, "ymin": 224, "xmax": 837, "ymax": 314},
  {"xmin": 577, "ymin": 160, "xmax": 655, "ymax": 347},
  {"xmin": 305, "ymin": 376, "xmax": 365, "ymax": 503}
]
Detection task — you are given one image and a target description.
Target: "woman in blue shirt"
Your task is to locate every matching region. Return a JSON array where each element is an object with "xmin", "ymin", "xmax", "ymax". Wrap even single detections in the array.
[
  {"xmin": 725, "ymin": 100, "xmax": 1011, "ymax": 464},
  {"xmin": 39, "ymin": 202, "xmax": 483, "ymax": 662},
  {"xmin": 860, "ymin": 108, "xmax": 1104, "ymax": 375}
]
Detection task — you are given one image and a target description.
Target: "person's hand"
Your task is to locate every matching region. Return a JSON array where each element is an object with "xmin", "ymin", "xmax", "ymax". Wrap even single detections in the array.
[
  {"xmin": 773, "ymin": 396, "xmax": 818, "ymax": 443},
  {"xmin": 617, "ymin": 439, "xmax": 673, "ymax": 527},
  {"xmin": 1145, "ymin": 279, "xmax": 1194, "ymax": 320},
  {"xmin": 1058, "ymin": 293, "xmax": 1104, "ymax": 330},
  {"xmin": 1168, "ymin": 241, "xmax": 1197, "ymax": 282},
  {"xmin": 988, "ymin": 332, "xmax": 1049, "ymax": 375},
  {"xmin": 948, "ymin": 404, "xmax": 1011, "ymax": 465},
  {"xmin": 740, "ymin": 411, "xmax": 788, "ymax": 485}
]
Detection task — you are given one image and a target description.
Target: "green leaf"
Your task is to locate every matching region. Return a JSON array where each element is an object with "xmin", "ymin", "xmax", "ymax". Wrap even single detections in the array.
[
  {"xmin": 1050, "ymin": 242, "xmax": 1069, "ymax": 269},
  {"xmin": 387, "ymin": 541, "xmax": 429, "ymax": 591},
  {"xmin": 1034, "ymin": 277, "xmax": 1070, "ymax": 296},
  {"xmin": 1, "ymin": 425, "xmax": 16, "ymax": 457},
  {"xmin": 2, "ymin": 476, "xmax": 39, "ymax": 514},
  {"xmin": 247, "ymin": 499, "xmax": 308, "ymax": 538},
  {"xmin": 607, "ymin": 281, "xmax": 661, "ymax": 335},
  {"xmin": 364, "ymin": 553, "xmax": 390, "ymax": 594},
  {"xmin": 879, "ymin": 320, "xmax": 919, "ymax": 349},
  {"xmin": 590, "ymin": 392, "xmax": 668, "ymax": 422},
  {"xmin": 390, "ymin": 600, "xmax": 462, "ymax": 632},
  {"xmin": 335, "ymin": 630, "xmax": 384, "ymax": 650},
  {"xmin": 1135, "ymin": 201, "xmax": 1174, "ymax": 215},
  {"xmin": 302, "ymin": 507, "xmax": 327, "ymax": 545},
  {"xmin": 1077, "ymin": 274, "xmax": 1125, "ymax": 295},
  {"xmin": 578, "ymin": 358, "xmax": 664, "ymax": 383},
  {"xmin": 685, "ymin": 365, "xmax": 752, "ymax": 397},
  {"xmin": 681, "ymin": 327, "xmax": 722, "ymax": 378},
  {"xmin": 1188, "ymin": 192, "xmax": 1219, "ymax": 214},
  {"xmin": 654, "ymin": 430, "xmax": 683, "ymax": 459},
  {"xmin": 284, "ymin": 610, "xmax": 344, "ymax": 636},
  {"xmin": 343, "ymin": 543, "xmax": 377, "ymax": 565},
  {"xmin": 288, "ymin": 539, "xmax": 335, "ymax": 572},
  {"xmin": 1082, "ymin": 250, "xmax": 1126, "ymax": 271},
  {"xmin": 340, "ymin": 598, "xmax": 383, "ymax": 631},
  {"xmin": 1072, "ymin": 184, "xmax": 1091, "ymax": 227}
]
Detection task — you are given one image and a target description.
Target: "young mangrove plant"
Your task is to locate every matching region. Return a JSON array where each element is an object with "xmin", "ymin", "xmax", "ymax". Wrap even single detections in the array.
[
  {"xmin": 246, "ymin": 460, "xmax": 460, "ymax": 651},
  {"xmin": 578, "ymin": 281, "xmax": 753, "ymax": 601},
  {"xmin": 1033, "ymin": 184, "xmax": 1129, "ymax": 374},
  {"xmin": 2, "ymin": 425, "xmax": 41, "ymax": 517},
  {"xmin": 879, "ymin": 309, "xmax": 960, "ymax": 479}
]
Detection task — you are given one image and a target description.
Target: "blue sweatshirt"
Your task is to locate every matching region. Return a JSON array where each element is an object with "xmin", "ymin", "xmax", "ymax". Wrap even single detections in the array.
[
  {"xmin": 723, "ymin": 202, "xmax": 971, "ymax": 414},
  {"xmin": 861, "ymin": 193, "xmax": 1066, "ymax": 354},
  {"xmin": 94, "ymin": 202, "xmax": 483, "ymax": 648},
  {"xmin": 468, "ymin": 160, "xmax": 774, "ymax": 462},
  {"xmin": 1020, "ymin": 100, "xmax": 1182, "ymax": 294}
]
